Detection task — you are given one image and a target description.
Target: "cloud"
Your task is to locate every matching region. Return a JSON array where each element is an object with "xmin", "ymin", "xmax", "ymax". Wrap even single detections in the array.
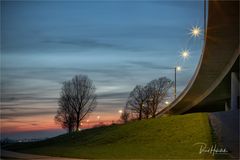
[
  {"xmin": 40, "ymin": 38, "xmax": 144, "ymax": 52},
  {"xmin": 98, "ymin": 91, "xmax": 129, "ymax": 99},
  {"xmin": 1, "ymin": 120, "xmax": 38, "ymax": 124},
  {"xmin": 2, "ymin": 67, "xmax": 133, "ymax": 83},
  {"xmin": 1, "ymin": 109, "xmax": 57, "ymax": 119},
  {"xmin": 1, "ymin": 106, "xmax": 55, "ymax": 111},
  {"xmin": 1, "ymin": 94, "xmax": 57, "ymax": 103},
  {"xmin": 41, "ymin": 39, "xmax": 117, "ymax": 49},
  {"xmin": 128, "ymin": 61, "xmax": 173, "ymax": 70}
]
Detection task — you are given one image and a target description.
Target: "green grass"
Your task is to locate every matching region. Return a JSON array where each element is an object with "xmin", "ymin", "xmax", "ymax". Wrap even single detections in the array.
[{"xmin": 4, "ymin": 113, "xmax": 214, "ymax": 159}]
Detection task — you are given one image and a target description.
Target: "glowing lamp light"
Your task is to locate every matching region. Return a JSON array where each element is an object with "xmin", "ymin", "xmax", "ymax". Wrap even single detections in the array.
[
  {"xmin": 180, "ymin": 50, "xmax": 190, "ymax": 59},
  {"xmin": 86, "ymin": 119, "xmax": 89, "ymax": 123},
  {"xmin": 118, "ymin": 110, "xmax": 123, "ymax": 114},
  {"xmin": 176, "ymin": 66, "xmax": 182, "ymax": 72},
  {"xmin": 190, "ymin": 26, "xmax": 201, "ymax": 38},
  {"xmin": 165, "ymin": 101, "xmax": 169, "ymax": 105},
  {"xmin": 97, "ymin": 116, "xmax": 100, "ymax": 120}
]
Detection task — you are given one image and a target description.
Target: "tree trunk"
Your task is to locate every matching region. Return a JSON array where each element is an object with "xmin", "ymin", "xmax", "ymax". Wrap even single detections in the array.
[
  {"xmin": 139, "ymin": 104, "xmax": 142, "ymax": 120},
  {"xmin": 76, "ymin": 113, "xmax": 80, "ymax": 131},
  {"xmin": 68, "ymin": 126, "xmax": 72, "ymax": 133}
]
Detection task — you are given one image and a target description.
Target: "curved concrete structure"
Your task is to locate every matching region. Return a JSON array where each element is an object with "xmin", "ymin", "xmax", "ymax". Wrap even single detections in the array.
[{"xmin": 159, "ymin": 0, "xmax": 239, "ymax": 115}]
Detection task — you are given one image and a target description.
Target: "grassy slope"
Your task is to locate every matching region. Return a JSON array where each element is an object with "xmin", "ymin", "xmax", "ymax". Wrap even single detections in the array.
[{"xmin": 4, "ymin": 113, "xmax": 214, "ymax": 159}]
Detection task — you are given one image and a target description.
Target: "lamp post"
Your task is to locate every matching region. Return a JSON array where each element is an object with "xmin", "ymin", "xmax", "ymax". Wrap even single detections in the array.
[
  {"xmin": 174, "ymin": 67, "xmax": 177, "ymax": 99},
  {"xmin": 174, "ymin": 66, "xmax": 181, "ymax": 99}
]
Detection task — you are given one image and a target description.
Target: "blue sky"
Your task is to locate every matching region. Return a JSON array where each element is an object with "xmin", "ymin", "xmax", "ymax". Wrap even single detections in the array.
[{"xmin": 1, "ymin": 0, "xmax": 204, "ymax": 139}]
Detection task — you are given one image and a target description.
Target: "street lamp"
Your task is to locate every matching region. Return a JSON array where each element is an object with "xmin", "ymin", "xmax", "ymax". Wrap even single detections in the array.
[
  {"xmin": 190, "ymin": 26, "xmax": 201, "ymax": 38},
  {"xmin": 118, "ymin": 110, "xmax": 123, "ymax": 114},
  {"xmin": 174, "ymin": 66, "xmax": 182, "ymax": 99},
  {"xmin": 97, "ymin": 115, "xmax": 100, "ymax": 120},
  {"xmin": 165, "ymin": 101, "xmax": 169, "ymax": 105},
  {"xmin": 176, "ymin": 66, "xmax": 181, "ymax": 71},
  {"xmin": 180, "ymin": 50, "xmax": 190, "ymax": 60}
]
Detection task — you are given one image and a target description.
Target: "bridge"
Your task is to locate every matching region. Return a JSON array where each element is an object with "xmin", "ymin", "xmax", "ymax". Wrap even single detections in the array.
[{"xmin": 158, "ymin": 0, "xmax": 239, "ymax": 115}]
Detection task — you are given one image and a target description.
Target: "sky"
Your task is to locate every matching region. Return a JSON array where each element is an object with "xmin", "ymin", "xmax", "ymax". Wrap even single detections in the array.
[{"xmin": 1, "ymin": 0, "xmax": 205, "ymax": 139}]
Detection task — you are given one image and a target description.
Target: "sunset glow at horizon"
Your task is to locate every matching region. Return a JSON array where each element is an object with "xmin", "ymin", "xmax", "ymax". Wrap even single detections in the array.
[{"xmin": 1, "ymin": 112, "xmax": 121, "ymax": 133}]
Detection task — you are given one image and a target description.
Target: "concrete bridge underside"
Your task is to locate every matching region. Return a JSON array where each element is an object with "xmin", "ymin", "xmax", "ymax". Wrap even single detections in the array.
[{"xmin": 159, "ymin": 0, "xmax": 239, "ymax": 115}]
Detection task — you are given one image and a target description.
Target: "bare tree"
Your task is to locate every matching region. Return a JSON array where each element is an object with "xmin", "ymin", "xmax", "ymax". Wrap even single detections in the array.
[
  {"xmin": 145, "ymin": 77, "xmax": 173, "ymax": 118},
  {"xmin": 55, "ymin": 75, "xmax": 97, "ymax": 131},
  {"xmin": 127, "ymin": 85, "xmax": 148, "ymax": 120},
  {"xmin": 55, "ymin": 96, "xmax": 76, "ymax": 133}
]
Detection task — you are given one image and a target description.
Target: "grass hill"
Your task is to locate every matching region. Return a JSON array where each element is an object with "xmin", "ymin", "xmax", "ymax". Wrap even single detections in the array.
[{"xmin": 4, "ymin": 113, "xmax": 214, "ymax": 159}]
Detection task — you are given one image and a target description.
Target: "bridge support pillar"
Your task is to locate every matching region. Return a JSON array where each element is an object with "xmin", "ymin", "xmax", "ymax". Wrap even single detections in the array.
[{"xmin": 231, "ymin": 72, "xmax": 239, "ymax": 111}]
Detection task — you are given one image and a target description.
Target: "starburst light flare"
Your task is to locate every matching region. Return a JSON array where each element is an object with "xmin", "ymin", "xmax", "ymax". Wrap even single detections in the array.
[{"xmin": 190, "ymin": 26, "xmax": 201, "ymax": 37}]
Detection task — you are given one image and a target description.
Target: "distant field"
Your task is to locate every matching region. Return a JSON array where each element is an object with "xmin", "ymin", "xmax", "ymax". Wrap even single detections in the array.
[{"xmin": 4, "ymin": 113, "xmax": 214, "ymax": 159}]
